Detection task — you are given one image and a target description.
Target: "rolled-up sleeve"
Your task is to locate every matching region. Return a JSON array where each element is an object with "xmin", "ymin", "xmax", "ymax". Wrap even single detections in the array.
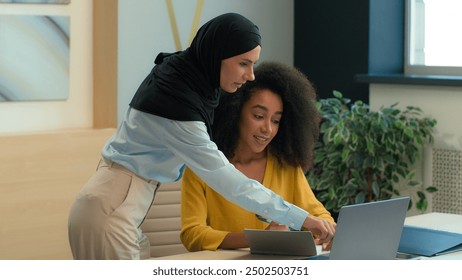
[{"xmin": 163, "ymin": 119, "xmax": 308, "ymax": 230}]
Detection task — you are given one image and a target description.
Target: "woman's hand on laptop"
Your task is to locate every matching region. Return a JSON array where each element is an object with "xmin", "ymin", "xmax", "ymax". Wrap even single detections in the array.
[
  {"xmin": 302, "ymin": 215, "xmax": 336, "ymax": 250},
  {"xmin": 317, "ymin": 237, "xmax": 334, "ymax": 251}
]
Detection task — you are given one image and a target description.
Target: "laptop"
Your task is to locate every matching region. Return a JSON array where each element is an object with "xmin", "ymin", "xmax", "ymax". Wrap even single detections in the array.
[
  {"xmin": 243, "ymin": 229, "xmax": 317, "ymax": 257},
  {"xmin": 307, "ymin": 196, "xmax": 410, "ymax": 260}
]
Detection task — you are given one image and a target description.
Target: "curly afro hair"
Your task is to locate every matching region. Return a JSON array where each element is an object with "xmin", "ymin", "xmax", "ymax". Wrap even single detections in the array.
[{"xmin": 212, "ymin": 61, "xmax": 321, "ymax": 172}]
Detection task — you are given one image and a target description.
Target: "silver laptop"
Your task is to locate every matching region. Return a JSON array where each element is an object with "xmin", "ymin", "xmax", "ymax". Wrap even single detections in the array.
[
  {"xmin": 308, "ymin": 196, "xmax": 410, "ymax": 260},
  {"xmin": 243, "ymin": 229, "xmax": 317, "ymax": 257}
]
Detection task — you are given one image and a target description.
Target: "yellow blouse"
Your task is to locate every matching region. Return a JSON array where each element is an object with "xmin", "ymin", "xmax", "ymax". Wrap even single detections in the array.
[{"xmin": 180, "ymin": 152, "xmax": 333, "ymax": 252}]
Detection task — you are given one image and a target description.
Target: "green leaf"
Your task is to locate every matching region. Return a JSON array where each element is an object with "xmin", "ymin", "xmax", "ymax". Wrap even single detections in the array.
[
  {"xmin": 315, "ymin": 101, "xmax": 322, "ymax": 110},
  {"xmin": 407, "ymin": 199, "xmax": 413, "ymax": 210},
  {"xmin": 337, "ymin": 196, "xmax": 349, "ymax": 208},
  {"xmin": 318, "ymin": 192, "xmax": 330, "ymax": 201},
  {"xmin": 408, "ymin": 180, "xmax": 420, "ymax": 187},
  {"xmin": 342, "ymin": 126, "xmax": 350, "ymax": 142},
  {"xmin": 426, "ymin": 186, "xmax": 438, "ymax": 193},
  {"xmin": 417, "ymin": 190, "xmax": 426, "ymax": 200},
  {"xmin": 325, "ymin": 200, "xmax": 336, "ymax": 210},
  {"xmin": 341, "ymin": 148, "xmax": 350, "ymax": 161},
  {"xmin": 366, "ymin": 138, "xmax": 374, "ymax": 154},
  {"xmin": 404, "ymin": 128, "xmax": 414, "ymax": 138},
  {"xmin": 328, "ymin": 186, "xmax": 336, "ymax": 199},
  {"xmin": 355, "ymin": 193, "xmax": 366, "ymax": 204},
  {"xmin": 407, "ymin": 170, "xmax": 416, "ymax": 179},
  {"xmin": 372, "ymin": 181, "xmax": 380, "ymax": 197},
  {"xmin": 314, "ymin": 153, "xmax": 325, "ymax": 163},
  {"xmin": 395, "ymin": 120, "xmax": 405, "ymax": 129},
  {"xmin": 416, "ymin": 199, "xmax": 428, "ymax": 211},
  {"xmin": 409, "ymin": 120, "xmax": 418, "ymax": 128},
  {"xmin": 351, "ymin": 170, "xmax": 361, "ymax": 180},
  {"xmin": 333, "ymin": 90, "xmax": 343, "ymax": 99},
  {"xmin": 334, "ymin": 133, "xmax": 342, "ymax": 145}
]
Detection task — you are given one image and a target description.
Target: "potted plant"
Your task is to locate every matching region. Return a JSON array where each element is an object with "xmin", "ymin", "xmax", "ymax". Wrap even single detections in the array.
[{"xmin": 307, "ymin": 91, "xmax": 437, "ymax": 214}]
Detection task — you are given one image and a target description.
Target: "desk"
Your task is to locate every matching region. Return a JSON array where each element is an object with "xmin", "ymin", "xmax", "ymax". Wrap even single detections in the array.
[
  {"xmin": 405, "ymin": 212, "xmax": 462, "ymax": 232},
  {"xmin": 153, "ymin": 248, "xmax": 307, "ymax": 260},
  {"xmin": 154, "ymin": 212, "xmax": 462, "ymax": 260}
]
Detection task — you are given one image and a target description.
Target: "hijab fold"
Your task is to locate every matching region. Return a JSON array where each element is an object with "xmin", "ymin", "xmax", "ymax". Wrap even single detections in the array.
[{"xmin": 129, "ymin": 13, "xmax": 261, "ymax": 137}]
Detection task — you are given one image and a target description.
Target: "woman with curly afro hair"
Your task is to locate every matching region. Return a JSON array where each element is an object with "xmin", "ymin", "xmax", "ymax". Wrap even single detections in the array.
[{"xmin": 180, "ymin": 61, "xmax": 335, "ymax": 252}]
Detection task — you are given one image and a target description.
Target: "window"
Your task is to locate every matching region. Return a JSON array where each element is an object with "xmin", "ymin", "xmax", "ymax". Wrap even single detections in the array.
[{"xmin": 405, "ymin": 0, "xmax": 462, "ymax": 76}]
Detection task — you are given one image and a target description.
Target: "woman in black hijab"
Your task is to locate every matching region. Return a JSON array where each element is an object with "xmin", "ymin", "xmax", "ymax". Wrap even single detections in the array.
[{"xmin": 68, "ymin": 13, "xmax": 334, "ymax": 260}]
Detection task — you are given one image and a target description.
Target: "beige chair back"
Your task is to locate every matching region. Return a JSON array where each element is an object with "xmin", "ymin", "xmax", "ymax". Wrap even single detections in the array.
[{"xmin": 140, "ymin": 181, "xmax": 188, "ymax": 258}]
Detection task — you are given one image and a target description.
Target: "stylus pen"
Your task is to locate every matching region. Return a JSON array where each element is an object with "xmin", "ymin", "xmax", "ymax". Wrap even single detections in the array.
[{"xmin": 256, "ymin": 214, "xmax": 271, "ymax": 224}]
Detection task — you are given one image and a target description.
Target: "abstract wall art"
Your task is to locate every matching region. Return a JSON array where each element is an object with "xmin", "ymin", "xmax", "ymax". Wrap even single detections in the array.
[
  {"xmin": 0, "ymin": 14, "xmax": 70, "ymax": 101},
  {"xmin": 0, "ymin": 0, "xmax": 70, "ymax": 4}
]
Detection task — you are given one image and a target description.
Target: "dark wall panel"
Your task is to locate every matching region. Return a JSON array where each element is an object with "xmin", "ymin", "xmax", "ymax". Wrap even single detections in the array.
[
  {"xmin": 294, "ymin": 0, "xmax": 370, "ymax": 103},
  {"xmin": 294, "ymin": 0, "xmax": 405, "ymax": 103}
]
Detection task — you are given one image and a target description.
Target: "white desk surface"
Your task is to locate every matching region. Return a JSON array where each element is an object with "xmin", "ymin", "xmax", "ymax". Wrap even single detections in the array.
[
  {"xmin": 154, "ymin": 212, "xmax": 462, "ymax": 260},
  {"xmin": 153, "ymin": 247, "xmax": 307, "ymax": 260},
  {"xmin": 405, "ymin": 212, "xmax": 462, "ymax": 232}
]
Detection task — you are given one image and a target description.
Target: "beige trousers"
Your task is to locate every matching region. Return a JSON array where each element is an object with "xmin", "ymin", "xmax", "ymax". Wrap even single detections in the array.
[{"xmin": 68, "ymin": 159, "xmax": 159, "ymax": 259}]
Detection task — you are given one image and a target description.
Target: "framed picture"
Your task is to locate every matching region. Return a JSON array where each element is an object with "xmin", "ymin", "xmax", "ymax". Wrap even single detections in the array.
[
  {"xmin": 0, "ymin": 0, "xmax": 70, "ymax": 4},
  {"xmin": 0, "ymin": 14, "xmax": 70, "ymax": 101}
]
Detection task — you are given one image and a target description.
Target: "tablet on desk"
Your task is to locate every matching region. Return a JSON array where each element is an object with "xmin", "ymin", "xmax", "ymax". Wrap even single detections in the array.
[{"xmin": 243, "ymin": 229, "xmax": 317, "ymax": 257}]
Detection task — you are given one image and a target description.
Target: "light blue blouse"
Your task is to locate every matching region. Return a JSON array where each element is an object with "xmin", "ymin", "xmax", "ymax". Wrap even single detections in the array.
[{"xmin": 102, "ymin": 107, "xmax": 308, "ymax": 230}]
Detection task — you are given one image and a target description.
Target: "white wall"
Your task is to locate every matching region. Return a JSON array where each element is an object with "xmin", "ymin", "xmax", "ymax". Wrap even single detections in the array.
[
  {"xmin": 117, "ymin": 0, "xmax": 294, "ymax": 123},
  {"xmin": 0, "ymin": 0, "xmax": 93, "ymax": 135}
]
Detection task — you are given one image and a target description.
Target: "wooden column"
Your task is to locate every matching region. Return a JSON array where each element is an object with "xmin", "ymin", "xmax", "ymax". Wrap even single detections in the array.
[{"xmin": 93, "ymin": 0, "xmax": 118, "ymax": 128}]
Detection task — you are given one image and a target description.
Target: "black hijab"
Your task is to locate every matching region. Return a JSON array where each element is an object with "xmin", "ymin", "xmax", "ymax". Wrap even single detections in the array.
[{"xmin": 129, "ymin": 13, "xmax": 261, "ymax": 136}]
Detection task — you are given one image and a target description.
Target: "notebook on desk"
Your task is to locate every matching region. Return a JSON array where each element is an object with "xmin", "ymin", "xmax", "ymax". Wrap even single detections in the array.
[
  {"xmin": 243, "ymin": 229, "xmax": 317, "ymax": 257},
  {"xmin": 306, "ymin": 196, "xmax": 410, "ymax": 260}
]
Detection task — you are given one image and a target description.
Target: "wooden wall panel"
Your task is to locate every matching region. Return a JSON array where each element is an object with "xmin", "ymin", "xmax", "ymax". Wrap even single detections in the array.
[
  {"xmin": 0, "ymin": 129, "xmax": 115, "ymax": 259},
  {"xmin": 93, "ymin": 0, "xmax": 118, "ymax": 128}
]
